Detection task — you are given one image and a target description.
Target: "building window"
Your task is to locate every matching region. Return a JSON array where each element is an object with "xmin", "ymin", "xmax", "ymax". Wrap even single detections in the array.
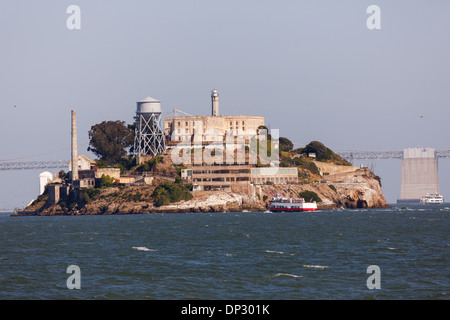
[
  {"xmin": 230, "ymin": 121, "xmax": 232, "ymax": 125},
  {"xmin": 236, "ymin": 121, "xmax": 238, "ymax": 125},
  {"xmin": 242, "ymin": 121, "xmax": 245, "ymax": 125},
  {"xmin": 185, "ymin": 121, "xmax": 188, "ymax": 126},
  {"xmin": 185, "ymin": 129, "xmax": 188, "ymax": 134},
  {"xmin": 178, "ymin": 122, "xmax": 180, "ymax": 126},
  {"xmin": 242, "ymin": 127, "xmax": 245, "ymax": 131}
]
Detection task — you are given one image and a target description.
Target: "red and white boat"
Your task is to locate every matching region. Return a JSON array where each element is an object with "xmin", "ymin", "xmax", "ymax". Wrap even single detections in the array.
[{"xmin": 269, "ymin": 194, "xmax": 318, "ymax": 212}]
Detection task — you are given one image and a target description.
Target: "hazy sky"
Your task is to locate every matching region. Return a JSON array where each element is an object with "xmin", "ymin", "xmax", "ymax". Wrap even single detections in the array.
[{"xmin": 1, "ymin": 0, "xmax": 450, "ymax": 208}]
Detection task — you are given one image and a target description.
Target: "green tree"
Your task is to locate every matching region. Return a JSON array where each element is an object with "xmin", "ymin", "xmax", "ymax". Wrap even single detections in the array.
[
  {"xmin": 99, "ymin": 174, "xmax": 116, "ymax": 188},
  {"xmin": 151, "ymin": 182, "xmax": 193, "ymax": 207},
  {"xmin": 88, "ymin": 120, "xmax": 134, "ymax": 164},
  {"xmin": 301, "ymin": 141, "xmax": 351, "ymax": 165},
  {"xmin": 136, "ymin": 156, "xmax": 163, "ymax": 172},
  {"xmin": 116, "ymin": 156, "xmax": 136, "ymax": 173},
  {"xmin": 279, "ymin": 137, "xmax": 294, "ymax": 152},
  {"xmin": 301, "ymin": 141, "xmax": 332, "ymax": 160},
  {"xmin": 298, "ymin": 190, "xmax": 322, "ymax": 202}
]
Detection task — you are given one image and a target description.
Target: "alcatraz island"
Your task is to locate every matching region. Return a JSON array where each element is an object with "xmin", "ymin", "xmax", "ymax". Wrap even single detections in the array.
[{"xmin": 15, "ymin": 90, "xmax": 388, "ymax": 216}]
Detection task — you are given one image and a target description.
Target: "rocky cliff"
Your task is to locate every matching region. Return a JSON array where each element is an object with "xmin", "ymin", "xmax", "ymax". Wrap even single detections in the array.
[{"xmin": 18, "ymin": 164, "xmax": 388, "ymax": 216}]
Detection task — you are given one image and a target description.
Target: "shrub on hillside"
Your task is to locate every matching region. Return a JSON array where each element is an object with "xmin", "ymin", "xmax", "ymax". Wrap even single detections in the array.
[
  {"xmin": 151, "ymin": 181, "xmax": 193, "ymax": 207},
  {"xmin": 136, "ymin": 156, "xmax": 163, "ymax": 172},
  {"xmin": 298, "ymin": 190, "xmax": 322, "ymax": 203},
  {"xmin": 280, "ymin": 155, "xmax": 320, "ymax": 175},
  {"xmin": 301, "ymin": 141, "xmax": 351, "ymax": 166},
  {"xmin": 99, "ymin": 174, "xmax": 116, "ymax": 188}
]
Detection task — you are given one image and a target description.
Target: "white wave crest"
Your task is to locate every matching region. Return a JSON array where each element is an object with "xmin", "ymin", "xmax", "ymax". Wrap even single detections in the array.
[
  {"xmin": 386, "ymin": 247, "xmax": 407, "ymax": 253},
  {"xmin": 132, "ymin": 246, "xmax": 157, "ymax": 252},
  {"xmin": 265, "ymin": 250, "xmax": 284, "ymax": 254},
  {"xmin": 302, "ymin": 264, "xmax": 330, "ymax": 270},
  {"xmin": 273, "ymin": 273, "xmax": 303, "ymax": 278}
]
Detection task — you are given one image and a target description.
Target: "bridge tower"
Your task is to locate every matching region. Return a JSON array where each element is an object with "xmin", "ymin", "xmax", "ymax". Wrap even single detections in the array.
[{"xmin": 398, "ymin": 147, "xmax": 439, "ymax": 204}]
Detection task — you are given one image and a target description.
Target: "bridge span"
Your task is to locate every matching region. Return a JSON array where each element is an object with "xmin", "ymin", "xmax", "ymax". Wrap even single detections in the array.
[
  {"xmin": 1, "ymin": 150, "xmax": 450, "ymax": 170},
  {"xmin": 0, "ymin": 160, "xmax": 69, "ymax": 171},
  {"xmin": 337, "ymin": 148, "xmax": 450, "ymax": 204},
  {"xmin": 336, "ymin": 149, "xmax": 450, "ymax": 161}
]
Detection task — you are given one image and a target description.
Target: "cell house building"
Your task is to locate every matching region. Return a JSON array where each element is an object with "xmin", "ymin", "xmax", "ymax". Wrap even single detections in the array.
[{"xmin": 164, "ymin": 90, "xmax": 265, "ymax": 144}]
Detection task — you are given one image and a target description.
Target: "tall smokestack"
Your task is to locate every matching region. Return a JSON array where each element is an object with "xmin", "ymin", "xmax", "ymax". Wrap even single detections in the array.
[
  {"xmin": 71, "ymin": 110, "xmax": 78, "ymax": 182},
  {"xmin": 211, "ymin": 89, "xmax": 219, "ymax": 116}
]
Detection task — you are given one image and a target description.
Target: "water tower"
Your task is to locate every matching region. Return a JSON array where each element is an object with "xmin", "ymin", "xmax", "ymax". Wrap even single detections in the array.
[{"xmin": 133, "ymin": 97, "xmax": 166, "ymax": 162}]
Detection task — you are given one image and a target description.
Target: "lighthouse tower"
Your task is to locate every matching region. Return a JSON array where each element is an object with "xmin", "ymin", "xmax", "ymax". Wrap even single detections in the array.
[{"xmin": 211, "ymin": 89, "xmax": 219, "ymax": 116}]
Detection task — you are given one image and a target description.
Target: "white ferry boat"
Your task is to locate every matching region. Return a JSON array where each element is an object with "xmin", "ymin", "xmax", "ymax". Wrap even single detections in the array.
[
  {"xmin": 269, "ymin": 195, "xmax": 318, "ymax": 212},
  {"xmin": 420, "ymin": 193, "xmax": 444, "ymax": 204}
]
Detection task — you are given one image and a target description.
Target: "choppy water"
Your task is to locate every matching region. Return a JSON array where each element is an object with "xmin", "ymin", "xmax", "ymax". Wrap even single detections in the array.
[{"xmin": 0, "ymin": 205, "xmax": 448, "ymax": 300}]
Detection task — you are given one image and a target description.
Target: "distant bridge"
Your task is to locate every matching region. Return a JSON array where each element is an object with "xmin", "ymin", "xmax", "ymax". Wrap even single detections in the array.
[
  {"xmin": 336, "ymin": 150, "xmax": 450, "ymax": 161},
  {"xmin": 0, "ymin": 160, "xmax": 69, "ymax": 171},
  {"xmin": 0, "ymin": 142, "xmax": 89, "ymax": 171},
  {"xmin": 336, "ymin": 148, "xmax": 450, "ymax": 202},
  {"xmin": 1, "ymin": 150, "xmax": 450, "ymax": 171}
]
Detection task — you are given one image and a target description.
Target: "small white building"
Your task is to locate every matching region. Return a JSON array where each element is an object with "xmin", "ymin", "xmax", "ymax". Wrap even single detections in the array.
[
  {"xmin": 68, "ymin": 154, "xmax": 96, "ymax": 172},
  {"xmin": 39, "ymin": 171, "xmax": 53, "ymax": 195}
]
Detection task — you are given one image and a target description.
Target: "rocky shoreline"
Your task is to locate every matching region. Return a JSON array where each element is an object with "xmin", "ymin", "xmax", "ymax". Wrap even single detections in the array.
[{"xmin": 14, "ymin": 167, "xmax": 388, "ymax": 216}]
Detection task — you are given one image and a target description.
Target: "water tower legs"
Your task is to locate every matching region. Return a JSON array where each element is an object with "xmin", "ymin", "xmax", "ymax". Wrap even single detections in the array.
[{"xmin": 133, "ymin": 113, "xmax": 166, "ymax": 160}]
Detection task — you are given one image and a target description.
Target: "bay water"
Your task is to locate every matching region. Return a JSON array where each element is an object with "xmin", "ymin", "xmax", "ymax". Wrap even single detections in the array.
[{"xmin": 0, "ymin": 204, "xmax": 448, "ymax": 300}]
